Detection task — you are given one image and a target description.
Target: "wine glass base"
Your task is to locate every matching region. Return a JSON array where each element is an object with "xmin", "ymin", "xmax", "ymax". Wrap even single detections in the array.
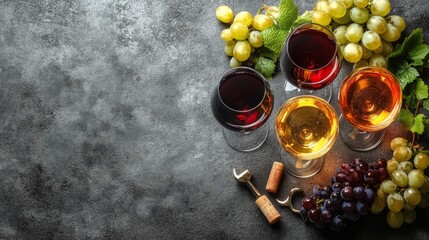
[
  {"xmin": 279, "ymin": 147, "xmax": 325, "ymax": 178},
  {"xmin": 284, "ymin": 81, "xmax": 332, "ymax": 102},
  {"xmin": 339, "ymin": 115, "xmax": 385, "ymax": 151},
  {"xmin": 222, "ymin": 124, "xmax": 269, "ymax": 152}
]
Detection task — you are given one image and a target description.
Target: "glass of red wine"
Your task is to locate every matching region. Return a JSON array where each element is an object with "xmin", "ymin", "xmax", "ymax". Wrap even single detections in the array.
[
  {"xmin": 211, "ymin": 67, "xmax": 274, "ymax": 152},
  {"xmin": 280, "ymin": 23, "xmax": 342, "ymax": 102}
]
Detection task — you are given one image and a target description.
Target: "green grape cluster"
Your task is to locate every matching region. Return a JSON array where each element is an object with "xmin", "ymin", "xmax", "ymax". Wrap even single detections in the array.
[
  {"xmin": 311, "ymin": 0, "xmax": 406, "ymax": 68},
  {"xmin": 216, "ymin": 5, "xmax": 278, "ymax": 67},
  {"xmin": 370, "ymin": 137, "xmax": 429, "ymax": 229}
]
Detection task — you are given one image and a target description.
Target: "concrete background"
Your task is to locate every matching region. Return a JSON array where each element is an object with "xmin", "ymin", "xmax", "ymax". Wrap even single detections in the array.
[{"xmin": 0, "ymin": 0, "xmax": 428, "ymax": 239}]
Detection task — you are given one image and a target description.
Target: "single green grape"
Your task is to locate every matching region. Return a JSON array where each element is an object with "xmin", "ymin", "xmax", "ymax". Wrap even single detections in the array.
[
  {"xmin": 403, "ymin": 209, "xmax": 417, "ymax": 224},
  {"xmin": 387, "ymin": 15, "xmax": 406, "ymax": 32},
  {"xmin": 397, "ymin": 161, "xmax": 414, "ymax": 174},
  {"xmin": 349, "ymin": 7, "xmax": 369, "ymax": 24},
  {"xmin": 312, "ymin": 10, "xmax": 332, "ymax": 26},
  {"xmin": 362, "ymin": 31, "xmax": 382, "ymax": 50},
  {"xmin": 367, "ymin": 16, "xmax": 387, "ymax": 34},
  {"xmin": 229, "ymin": 57, "xmax": 241, "ymax": 68},
  {"xmin": 216, "ymin": 5, "xmax": 234, "ymax": 23},
  {"xmin": 371, "ymin": 196, "xmax": 386, "ymax": 214},
  {"xmin": 224, "ymin": 41, "xmax": 236, "ymax": 57},
  {"xmin": 328, "ymin": 0, "xmax": 347, "ymax": 18},
  {"xmin": 345, "ymin": 23, "xmax": 363, "ymax": 43},
  {"xmin": 233, "ymin": 11, "xmax": 253, "ymax": 27},
  {"xmin": 403, "ymin": 202, "xmax": 416, "ymax": 211},
  {"xmin": 233, "ymin": 40, "xmax": 251, "ymax": 62},
  {"xmin": 314, "ymin": 0, "xmax": 330, "ymax": 12},
  {"xmin": 361, "ymin": 44, "xmax": 373, "ymax": 60},
  {"xmin": 370, "ymin": 0, "xmax": 391, "ymax": 17},
  {"xmin": 393, "ymin": 146, "xmax": 413, "ymax": 162},
  {"xmin": 248, "ymin": 31, "xmax": 263, "ymax": 48},
  {"xmin": 387, "ymin": 192, "xmax": 404, "ymax": 213},
  {"xmin": 381, "ymin": 180, "xmax": 398, "ymax": 194},
  {"xmin": 413, "ymin": 152, "xmax": 429, "ymax": 171},
  {"xmin": 230, "ymin": 22, "xmax": 249, "ymax": 40},
  {"xmin": 391, "ymin": 170, "xmax": 408, "ymax": 188},
  {"xmin": 386, "ymin": 211, "xmax": 404, "ymax": 229},
  {"xmin": 390, "ymin": 137, "xmax": 408, "ymax": 151},
  {"xmin": 343, "ymin": 42, "xmax": 363, "ymax": 63},
  {"xmin": 403, "ymin": 187, "xmax": 422, "ymax": 206},
  {"xmin": 334, "ymin": 25, "xmax": 348, "ymax": 44},
  {"xmin": 221, "ymin": 29, "xmax": 234, "ymax": 42},
  {"xmin": 252, "ymin": 14, "xmax": 273, "ymax": 31},
  {"xmin": 377, "ymin": 188, "xmax": 387, "ymax": 199},
  {"xmin": 340, "ymin": 0, "xmax": 354, "ymax": 8},
  {"xmin": 381, "ymin": 40, "xmax": 394, "ymax": 56},
  {"xmin": 408, "ymin": 169, "xmax": 425, "ymax": 189},
  {"xmin": 332, "ymin": 9, "xmax": 351, "ymax": 24},
  {"xmin": 381, "ymin": 23, "xmax": 401, "ymax": 42},
  {"xmin": 387, "ymin": 159, "xmax": 399, "ymax": 175},
  {"xmin": 419, "ymin": 176, "xmax": 429, "ymax": 194},
  {"xmin": 354, "ymin": 0, "xmax": 369, "ymax": 8},
  {"xmin": 353, "ymin": 59, "xmax": 369, "ymax": 70}
]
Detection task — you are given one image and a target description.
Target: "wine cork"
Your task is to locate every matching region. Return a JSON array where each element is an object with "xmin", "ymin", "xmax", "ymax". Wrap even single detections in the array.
[
  {"xmin": 265, "ymin": 161, "xmax": 284, "ymax": 193},
  {"xmin": 255, "ymin": 195, "xmax": 281, "ymax": 224}
]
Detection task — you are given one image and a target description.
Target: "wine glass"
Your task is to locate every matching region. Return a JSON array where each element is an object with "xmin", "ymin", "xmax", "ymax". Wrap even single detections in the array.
[
  {"xmin": 280, "ymin": 23, "xmax": 342, "ymax": 102},
  {"xmin": 211, "ymin": 67, "xmax": 274, "ymax": 152},
  {"xmin": 275, "ymin": 95, "xmax": 339, "ymax": 178},
  {"xmin": 338, "ymin": 66, "xmax": 402, "ymax": 151}
]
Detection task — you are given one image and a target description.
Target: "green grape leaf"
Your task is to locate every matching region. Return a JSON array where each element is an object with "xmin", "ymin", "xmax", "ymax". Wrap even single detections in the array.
[
  {"xmin": 415, "ymin": 78, "xmax": 429, "ymax": 100},
  {"xmin": 395, "ymin": 61, "xmax": 419, "ymax": 89},
  {"xmin": 255, "ymin": 47, "xmax": 279, "ymax": 61},
  {"xmin": 411, "ymin": 114, "xmax": 426, "ymax": 134},
  {"xmin": 253, "ymin": 56, "xmax": 276, "ymax": 79},
  {"xmin": 277, "ymin": 0, "xmax": 298, "ymax": 30},
  {"xmin": 260, "ymin": 25, "xmax": 289, "ymax": 56},
  {"xmin": 408, "ymin": 44, "xmax": 429, "ymax": 66},
  {"xmin": 398, "ymin": 109, "xmax": 414, "ymax": 131},
  {"xmin": 291, "ymin": 10, "xmax": 313, "ymax": 29},
  {"xmin": 423, "ymin": 99, "xmax": 429, "ymax": 111}
]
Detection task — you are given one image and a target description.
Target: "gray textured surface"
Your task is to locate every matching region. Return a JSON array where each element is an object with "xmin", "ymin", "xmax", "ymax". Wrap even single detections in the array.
[{"xmin": 0, "ymin": 0, "xmax": 428, "ymax": 239}]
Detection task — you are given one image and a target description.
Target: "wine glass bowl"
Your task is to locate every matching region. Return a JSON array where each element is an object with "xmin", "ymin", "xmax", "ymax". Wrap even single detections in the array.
[
  {"xmin": 280, "ymin": 23, "xmax": 341, "ymax": 102},
  {"xmin": 338, "ymin": 66, "xmax": 402, "ymax": 151},
  {"xmin": 211, "ymin": 67, "xmax": 274, "ymax": 152},
  {"xmin": 275, "ymin": 95, "xmax": 339, "ymax": 178}
]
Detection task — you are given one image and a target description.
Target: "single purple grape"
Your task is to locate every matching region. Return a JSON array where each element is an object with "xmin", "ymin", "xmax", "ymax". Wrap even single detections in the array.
[
  {"xmin": 342, "ymin": 201, "xmax": 356, "ymax": 214},
  {"xmin": 364, "ymin": 187, "xmax": 376, "ymax": 203},
  {"xmin": 340, "ymin": 186, "xmax": 354, "ymax": 201},
  {"xmin": 353, "ymin": 186, "xmax": 365, "ymax": 200},
  {"xmin": 332, "ymin": 182, "xmax": 343, "ymax": 192},
  {"xmin": 312, "ymin": 185, "xmax": 323, "ymax": 197},
  {"xmin": 336, "ymin": 172, "xmax": 347, "ymax": 183},
  {"xmin": 376, "ymin": 167, "xmax": 389, "ymax": 182},
  {"xmin": 320, "ymin": 209, "xmax": 333, "ymax": 223},
  {"xmin": 330, "ymin": 215, "xmax": 346, "ymax": 231},
  {"xmin": 374, "ymin": 158, "xmax": 387, "ymax": 169},
  {"xmin": 308, "ymin": 208, "xmax": 321, "ymax": 223},
  {"xmin": 356, "ymin": 201, "xmax": 369, "ymax": 215},
  {"xmin": 364, "ymin": 169, "xmax": 378, "ymax": 186},
  {"xmin": 302, "ymin": 196, "xmax": 316, "ymax": 210},
  {"xmin": 346, "ymin": 169, "xmax": 360, "ymax": 185},
  {"xmin": 324, "ymin": 199, "xmax": 336, "ymax": 212},
  {"xmin": 340, "ymin": 162, "xmax": 351, "ymax": 173},
  {"xmin": 330, "ymin": 191, "xmax": 342, "ymax": 204}
]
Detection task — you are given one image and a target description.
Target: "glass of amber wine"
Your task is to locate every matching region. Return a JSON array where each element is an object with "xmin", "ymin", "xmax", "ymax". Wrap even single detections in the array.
[
  {"xmin": 275, "ymin": 95, "xmax": 339, "ymax": 178},
  {"xmin": 338, "ymin": 67, "xmax": 402, "ymax": 151},
  {"xmin": 211, "ymin": 67, "xmax": 274, "ymax": 152},
  {"xmin": 280, "ymin": 23, "xmax": 342, "ymax": 102}
]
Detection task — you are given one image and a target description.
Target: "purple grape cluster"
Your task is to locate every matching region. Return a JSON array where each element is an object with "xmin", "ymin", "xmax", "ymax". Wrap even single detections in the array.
[{"xmin": 300, "ymin": 158, "xmax": 389, "ymax": 231}]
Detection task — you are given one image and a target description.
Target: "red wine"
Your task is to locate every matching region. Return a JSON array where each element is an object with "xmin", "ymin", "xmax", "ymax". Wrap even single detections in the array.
[
  {"xmin": 281, "ymin": 27, "xmax": 341, "ymax": 90},
  {"xmin": 211, "ymin": 68, "xmax": 273, "ymax": 132}
]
